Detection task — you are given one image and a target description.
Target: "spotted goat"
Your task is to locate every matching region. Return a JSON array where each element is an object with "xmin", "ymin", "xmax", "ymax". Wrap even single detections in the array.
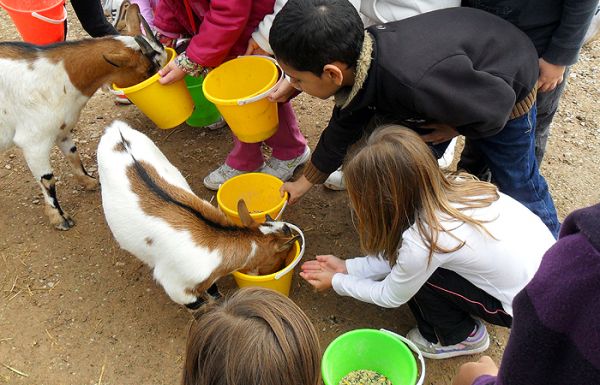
[
  {"xmin": 0, "ymin": 19, "xmax": 165, "ymax": 230},
  {"xmin": 97, "ymin": 121, "xmax": 300, "ymax": 310}
]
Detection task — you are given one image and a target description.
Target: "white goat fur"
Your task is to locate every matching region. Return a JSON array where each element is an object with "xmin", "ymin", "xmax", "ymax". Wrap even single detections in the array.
[
  {"xmin": 98, "ymin": 121, "xmax": 296, "ymax": 307},
  {"xmin": 0, "ymin": 36, "xmax": 166, "ymax": 230}
]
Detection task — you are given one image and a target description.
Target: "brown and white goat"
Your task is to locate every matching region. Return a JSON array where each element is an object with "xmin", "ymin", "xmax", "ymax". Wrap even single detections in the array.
[
  {"xmin": 0, "ymin": 24, "xmax": 165, "ymax": 230},
  {"xmin": 97, "ymin": 121, "xmax": 300, "ymax": 310}
]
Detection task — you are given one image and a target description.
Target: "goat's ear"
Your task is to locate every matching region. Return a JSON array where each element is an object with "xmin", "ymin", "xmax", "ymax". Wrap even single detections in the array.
[
  {"xmin": 276, "ymin": 235, "xmax": 301, "ymax": 252},
  {"xmin": 103, "ymin": 52, "xmax": 131, "ymax": 68},
  {"xmin": 237, "ymin": 199, "xmax": 254, "ymax": 227},
  {"xmin": 120, "ymin": 3, "xmax": 142, "ymax": 36}
]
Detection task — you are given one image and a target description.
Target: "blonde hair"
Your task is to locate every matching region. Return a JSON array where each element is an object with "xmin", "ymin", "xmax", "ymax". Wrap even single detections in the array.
[
  {"xmin": 344, "ymin": 125, "xmax": 499, "ymax": 265},
  {"xmin": 182, "ymin": 287, "xmax": 321, "ymax": 385}
]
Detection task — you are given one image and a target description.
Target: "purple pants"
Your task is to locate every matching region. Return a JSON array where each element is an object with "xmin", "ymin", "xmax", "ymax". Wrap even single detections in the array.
[{"xmin": 225, "ymin": 101, "xmax": 307, "ymax": 170}]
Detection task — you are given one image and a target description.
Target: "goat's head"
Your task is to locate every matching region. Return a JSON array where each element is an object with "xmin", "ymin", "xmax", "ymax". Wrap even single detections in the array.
[
  {"xmin": 103, "ymin": 6, "xmax": 167, "ymax": 88},
  {"xmin": 236, "ymin": 200, "xmax": 301, "ymax": 275}
]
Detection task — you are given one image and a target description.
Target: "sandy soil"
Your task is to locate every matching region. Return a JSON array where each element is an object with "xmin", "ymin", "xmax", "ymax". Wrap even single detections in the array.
[{"xmin": 1, "ymin": 5, "xmax": 599, "ymax": 385}]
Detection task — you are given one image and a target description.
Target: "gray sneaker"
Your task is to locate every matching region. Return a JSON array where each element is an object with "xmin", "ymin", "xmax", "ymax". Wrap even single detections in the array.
[
  {"xmin": 406, "ymin": 319, "xmax": 490, "ymax": 359},
  {"xmin": 203, "ymin": 163, "xmax": 263, "ymax": 191},
  {"xmin": 261, "ymin": 145, "xmax": 310, "ymax": 181}
]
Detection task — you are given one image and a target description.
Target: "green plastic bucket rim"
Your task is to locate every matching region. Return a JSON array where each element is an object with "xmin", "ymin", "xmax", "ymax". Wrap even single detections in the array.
[{"xmin": 322, "ymin": 328, "xmax": 425, "ymax": 385}]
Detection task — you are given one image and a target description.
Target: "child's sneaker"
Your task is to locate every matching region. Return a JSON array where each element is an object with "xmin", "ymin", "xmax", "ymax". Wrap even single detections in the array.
[
  {"xmin": 203, "ymin": 163, "xmax": 263, "ymax": 191},
  {"xmin": 260, "ymin": 145, "xmax": 311, "ymax": 181},
  {"xmin": 204, "ymin": 117, "xmax": 227, "ymax": 131},
  {"xmin": 406, "ymin": 319, "xmax": 490, "ymax": 359},
  {"xmin": 323, "ymin": 168, "xmax": 345, "ymax": 190}
]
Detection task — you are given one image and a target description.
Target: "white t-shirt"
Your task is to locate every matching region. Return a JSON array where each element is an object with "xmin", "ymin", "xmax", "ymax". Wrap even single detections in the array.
[{"xmin": 331, "ymin": 192, "xmax": 556, "ymax": 316}]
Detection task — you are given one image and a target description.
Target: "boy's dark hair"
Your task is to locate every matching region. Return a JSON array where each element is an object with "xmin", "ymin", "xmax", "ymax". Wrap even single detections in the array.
[{"xmin": 270, "ymin": 0, "xmax": 364, "ymax": 75}]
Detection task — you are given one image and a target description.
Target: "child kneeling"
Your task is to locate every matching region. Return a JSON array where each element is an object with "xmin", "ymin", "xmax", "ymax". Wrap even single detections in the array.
[{"xmin": 300, "ymin": 126, "xmax": 555, "ymax": 359}]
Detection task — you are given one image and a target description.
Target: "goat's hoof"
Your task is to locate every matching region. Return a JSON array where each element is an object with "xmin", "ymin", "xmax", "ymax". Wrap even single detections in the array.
[{"xmin": 54, "ymin": 216, "xmax": 75, "ymax": 230}]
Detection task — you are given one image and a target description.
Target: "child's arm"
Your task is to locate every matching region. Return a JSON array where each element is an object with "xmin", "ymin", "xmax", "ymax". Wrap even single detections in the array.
[
  {"xmin": 248, "ymin": 0, "xmax": 288, "ymax": 55},
  {"xmin": 452, "ymin": 356, "xmax": 498, "ymax": 385},
  {"xmin": 413, "ymin": 54, "xmax": 523, "ymax": 139}
]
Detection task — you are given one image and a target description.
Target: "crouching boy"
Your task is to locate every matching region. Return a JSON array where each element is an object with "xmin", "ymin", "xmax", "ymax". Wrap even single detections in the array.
[{"xmin": 269, "ymin": 0, "xmax": 559, "ymax": 237}]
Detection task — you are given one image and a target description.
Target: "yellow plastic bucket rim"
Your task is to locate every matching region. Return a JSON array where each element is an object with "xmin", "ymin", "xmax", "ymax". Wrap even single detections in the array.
[
  {"xmin": 113, "ymin": 47, "xmax": 176, "ymax": 93},
  {"xmin": 232, "ymin": 223, "xmax": 305, "ymax": 281},
  {"xmin": 216, "ymin": 172, "xmax": 289, "ymax": 222},
  {"xmin": 203, "ymin": 55, "xmax": 283, "ymax": 106}
]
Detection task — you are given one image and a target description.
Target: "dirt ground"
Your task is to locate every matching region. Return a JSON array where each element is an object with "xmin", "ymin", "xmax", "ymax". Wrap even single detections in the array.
[{"xmin": 1, "ymin": 6, "xmax": 599, "ymax": 385}]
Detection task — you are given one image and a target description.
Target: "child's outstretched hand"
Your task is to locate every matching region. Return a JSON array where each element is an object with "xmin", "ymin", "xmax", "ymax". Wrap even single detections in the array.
[
  {"xmin": 452, "ymin": 356, "xmax": 498, "ymax": 385},
  {"xmin": 158, "ymin": 60, "xmax": 186, "ymax": 85},
  {"xmin": 300, "ymin": 255, "xmax": 347, "ymax": 291},
  {"xmin": 281, "ymin": 175, "xmax": 313, "ymax": 205},
  {"xmin": 420, "ymin": 123, "xmax": 459, "ymax": 145}
]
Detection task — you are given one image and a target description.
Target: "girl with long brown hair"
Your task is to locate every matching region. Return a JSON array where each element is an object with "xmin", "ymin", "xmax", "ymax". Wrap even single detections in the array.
[{"xmin": 300, "ymin": 125, "xmax": 555, "ymax": 360}]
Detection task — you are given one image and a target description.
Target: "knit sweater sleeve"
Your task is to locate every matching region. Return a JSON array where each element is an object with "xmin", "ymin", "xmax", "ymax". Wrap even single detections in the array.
[
  {"xmin": 542, "ymin": 0, "xmax": 599, "ymax": 66},
  {"xmin": 412, "ymin": 54, "xmax": 517, "ymax": 139}
]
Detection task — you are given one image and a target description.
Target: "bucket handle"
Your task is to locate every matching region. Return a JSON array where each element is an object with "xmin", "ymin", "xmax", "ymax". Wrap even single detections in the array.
[
  {"xmin": 32, "ymin": 5, "xmax": 67, "ymax": 24},
  {"xmin": 274, "ymin": 222, "xmax": 305, "ymax": 280},
  {"xmin": 379, "ymin": 329, "xmax": 426, "ymax": 385},
  {"xmin": 236, "ymin": 55, "xmax": 285, "ymax": 106},
  {"xmin": 274, "ymin": 199, "xmax": 288, "ymax": 221}
]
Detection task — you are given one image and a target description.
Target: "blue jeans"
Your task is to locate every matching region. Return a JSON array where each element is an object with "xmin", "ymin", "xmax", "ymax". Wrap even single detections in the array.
[{"xmin": 466, "ymin": 104, "xmax": 560, "ymax": 237}]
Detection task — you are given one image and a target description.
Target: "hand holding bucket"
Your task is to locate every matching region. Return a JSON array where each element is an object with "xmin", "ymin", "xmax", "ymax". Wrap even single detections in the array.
[{"xmin": 203, "ymin": 55, "xmax": 284, "ymax": 143}]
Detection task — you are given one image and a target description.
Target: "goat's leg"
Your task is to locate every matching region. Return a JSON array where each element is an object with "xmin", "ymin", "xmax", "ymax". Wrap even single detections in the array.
[
  {"xmin": 21, "ymin": 143, "xmax": 75, "ymax": 230},
  {"xmin": 57, "ymin": 135, "xmax": 99, "ymax": 191},
  {"xmin": 153, "ymin": 265, "xmax": 200, "ymax": 307}
]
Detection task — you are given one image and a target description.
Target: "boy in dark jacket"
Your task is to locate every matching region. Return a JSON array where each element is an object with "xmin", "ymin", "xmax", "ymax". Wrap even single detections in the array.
[
  {"xmin": 452, "ymin": 203, "xmax": 600, "ymax": 385},
  {"xmin": 270, "ymin": 0, "xmax": 559, "ymax": 237}
]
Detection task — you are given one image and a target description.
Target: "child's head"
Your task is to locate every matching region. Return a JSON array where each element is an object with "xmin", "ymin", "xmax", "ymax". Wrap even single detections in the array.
[
  {"xmin": 270, "ymin": 0, "xmax": 364, "ymax": 99},
  {"xmin": 344, "ymin": 125, "xmax": 499, "ymax": 264},
  {"xmin": 182, "ymin": 287, "xmax": 321, "ymax": 385}
]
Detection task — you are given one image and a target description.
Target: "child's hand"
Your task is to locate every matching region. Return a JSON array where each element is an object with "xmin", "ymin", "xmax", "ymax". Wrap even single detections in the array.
[
  {"xmin": 302, "ymin": 255, "xmax": 347, "ymax": 274},
  {"xmin": 538, "ymin": 58, "xmax": 565, "ymax": 93},
  {"xmin": 158, "ymin": 61, "xmax": 186, "ymax": 85},
  {"xmin": 268, "ymin": 78, "xmax": 299, "ymax": 103},
  {"xmin": 300, "ymin": 268, "xmax": 335, "ymax": 291},
  {"xmin": 281, "ymin": 176, "xmax": 313, "ymax": 205},
  {"xmin": 245, "ymin": 38, "xmax": 269, "ymax": 56},
  {"xmin": 452, "ymin": 356, "xmax": 498, "ymax": 385},
  {"xmin": 420, "ymin": 123, "xmax": 459, "ymax": 145}
]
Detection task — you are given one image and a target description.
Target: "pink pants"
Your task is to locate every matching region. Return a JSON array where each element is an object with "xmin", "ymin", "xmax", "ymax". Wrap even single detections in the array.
[{"xmin": 225, "ymin": 101, "xmax": 307, "ymax": 171}]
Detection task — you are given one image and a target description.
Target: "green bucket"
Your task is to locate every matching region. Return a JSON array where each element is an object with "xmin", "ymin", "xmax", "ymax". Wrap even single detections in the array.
[
  {"xmin": 321, "ymin": 329, "xmax": 425, "ymax": 385},
  {"xmin": 184, "ymin": 75, "xmax": 222, "ymax": 128}
]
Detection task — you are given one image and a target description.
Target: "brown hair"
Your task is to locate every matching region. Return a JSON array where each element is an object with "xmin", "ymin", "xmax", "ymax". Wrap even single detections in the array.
[
  {"xmin": 182, "ymin": 287, "xmax": 321, "ymax": 385},
  {"xmin": 344, "ymin": 125, "xmax": 499, "ymax": 265}
]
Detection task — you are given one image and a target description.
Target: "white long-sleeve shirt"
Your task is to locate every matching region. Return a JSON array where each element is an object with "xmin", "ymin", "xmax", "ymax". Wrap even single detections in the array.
[{"xmin": 332, "ymin": 193, "xmax": 556, "ymax": 316}]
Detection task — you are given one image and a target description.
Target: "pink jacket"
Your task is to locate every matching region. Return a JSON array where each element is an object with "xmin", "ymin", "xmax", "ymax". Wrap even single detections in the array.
[{"xmin": 154, "ymin": 0, "xmax": 276, "ymax": 67}]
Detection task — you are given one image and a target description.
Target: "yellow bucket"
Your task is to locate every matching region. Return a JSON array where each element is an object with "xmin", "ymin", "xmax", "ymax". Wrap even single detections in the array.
[
  {"xmin": 217, "ymin": 173, "xmax": 288, "ymax": 225},
  {"xmin": 232, "ymin": 223, "xmax": 305, "ymax": 296},
  {"xmin": 113, "ymin": 47, "xmax": 194, "ymax": 129},
  {"xmin": 203, "ymin": 56, "xmax": 281, "ymax": 143}
]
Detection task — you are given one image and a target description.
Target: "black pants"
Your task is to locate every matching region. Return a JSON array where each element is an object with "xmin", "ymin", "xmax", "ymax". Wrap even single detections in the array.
[
  {"xmin": 65, "ymin": 0, "xmax": 118, "ymax": 39},
  {"xmin": 408, "ymin": 268, "xmax": 513, "ymax": 346}
]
